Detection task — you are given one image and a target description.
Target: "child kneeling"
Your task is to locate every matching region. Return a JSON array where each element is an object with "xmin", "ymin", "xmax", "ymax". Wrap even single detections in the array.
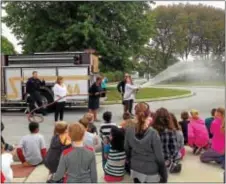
[
  {"xmin": 200, "ymin": 107, "xmax": 225, "ymax": 168},
  {"xmin": 188, "ymin": 109, "xmax": 209, "ymax": 155}
]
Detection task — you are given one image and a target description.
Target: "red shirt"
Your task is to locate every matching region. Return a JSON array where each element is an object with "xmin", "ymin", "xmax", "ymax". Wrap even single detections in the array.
[{"xmin": 1, "ymin": 171, "xmax": 5, "ymax": 183}]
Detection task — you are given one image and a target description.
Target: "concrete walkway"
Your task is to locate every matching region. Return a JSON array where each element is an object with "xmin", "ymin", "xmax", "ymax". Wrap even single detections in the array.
[{"xmin": 13, "ymin": 147, "xmax": 223, "ymax": 183}]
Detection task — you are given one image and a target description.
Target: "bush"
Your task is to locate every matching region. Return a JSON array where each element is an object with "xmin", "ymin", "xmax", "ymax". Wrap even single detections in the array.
[{"xmin": 102, "ymin": 71, "xmax": 124, "ymax": 82}]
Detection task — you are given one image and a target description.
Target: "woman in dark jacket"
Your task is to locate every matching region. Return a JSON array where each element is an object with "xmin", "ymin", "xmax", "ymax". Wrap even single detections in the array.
[
  {"xmin": 88, "ymin": 76, "xmax": 103, "ymax": 122},
  {"xmin": 44, "ymin": 121, "xmax": 71, "ymax": 174}
]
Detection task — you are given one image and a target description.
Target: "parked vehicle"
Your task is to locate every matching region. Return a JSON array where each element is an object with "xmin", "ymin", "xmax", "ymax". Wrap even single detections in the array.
[{"xmin": 1, "ymin": 52, "xmax": 99, "ymax": 111}]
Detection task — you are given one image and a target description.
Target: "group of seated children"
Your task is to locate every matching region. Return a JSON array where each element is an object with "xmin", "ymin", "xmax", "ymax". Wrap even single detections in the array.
[
  {"xmin": 100, "ymin": 105, "xmax": 225, "ymax": 183},
  {"xmin": 179, "ymin": 108, "xmax": 225, "ymax": 169},
  {"xmin": 1, "ymin": 105, "xmax": 225, "ymax": 183}
]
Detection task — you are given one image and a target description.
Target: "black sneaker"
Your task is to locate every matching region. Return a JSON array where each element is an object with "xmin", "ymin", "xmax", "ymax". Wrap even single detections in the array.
[
  {"xmin": 195, "ymin": 147, "xmax": 203, "ymax": 155},
  {"xmin": 169, "ymin": 162, "xmax": 182, "ymax": 173},
  {"xmin": 193, "ymin": 146, "xmax": 198, "ymax": 154}
]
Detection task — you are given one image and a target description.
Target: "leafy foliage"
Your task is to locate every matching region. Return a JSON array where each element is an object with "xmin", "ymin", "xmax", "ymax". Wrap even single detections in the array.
[
  {"xmin": 135, "ymin": 3, "xmax": 225, "ymax": 78},
  {"xmin": 151, "ymin": 3, "xmax": 225, "ymax": 60},
  {"xmin": 1, "ymin": 36, "xmax": 16, "ymax": 55},
  {"xmin": 3, "ymin": 1, "xmax": 155, "ymax": 71}
]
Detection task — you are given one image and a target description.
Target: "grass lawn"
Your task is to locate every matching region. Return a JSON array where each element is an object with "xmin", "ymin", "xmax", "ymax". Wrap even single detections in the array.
[
  {"xmin": 106, "ymin": 87, "xmax": 191, "ymax": 101},
  {"xmin": 158, "ymin": 81, "xmax": 225, "ymax": 86}
]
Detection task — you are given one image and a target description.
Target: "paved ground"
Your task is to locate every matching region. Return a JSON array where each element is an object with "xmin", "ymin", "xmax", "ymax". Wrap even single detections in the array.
[
  {"xmin": 2, "ymin": 85, "xmax": 225, "ymax": 183},
  {"xmin": 12, "ymin": 147, "xmax": 224, "ymax": 183}
]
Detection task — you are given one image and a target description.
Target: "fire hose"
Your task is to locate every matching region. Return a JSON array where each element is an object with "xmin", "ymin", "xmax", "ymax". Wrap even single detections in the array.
[{"xmin": 27, "ymin": 91, "xmax": 111, "ymax": 123}]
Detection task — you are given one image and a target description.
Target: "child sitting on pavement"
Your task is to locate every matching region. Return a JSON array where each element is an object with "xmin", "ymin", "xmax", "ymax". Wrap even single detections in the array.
[
  {"xmin": 83, "ymin": 113, "xmax": 98, "ymax": 135},
  {"xmin": 170, "ymin": 113, "xmax": 185, "ymax": 159},
  {"xmin": 153, "ymin": 108, "xmax": 181, "ymax": 173},
  {"xmin": 205, "ymin": 108, "xmax": 216, "ymax": 139},
  {"xmin": 188, "ymin": 109, "xmax": 209, "ymax": 155},
  {"xmin": 102, "ymin": 136, "xmax": 111, "ymax": 167},
  {"xmin": 79, "ymin": 118, "xmax": 99, "ymax": 150},
  {"xmin": 104, "ymin": 126, "xmax": 126, "ymax": 182},
  {"xmin": 16, "ymin": 122, "xmax": 47, "ymax": 166},
  {"xmin": 200, "ymin": 107, "xmax": 225, "ymax": 169},
  {"xmin": 1, "ymin": 142, "xmax": 14, "ymax": 182},
  {"xmin": 120, "ymin": 112, "xmax": 131, "ymax": 128},
  {"xmin": 179, "ymin": 111, "xmax": 190, "ymax": 145},
  {"xmin": 121, "ymin": 119, "xmax": 136, "ymax": 130},
  {"xmin": 44, "ymin": 121, "xmax": 71, "ymax": 175},
  {"xmin": 51, "ymin": 123, "xmax": 97, "ymax": 183},
  {"xmin": 99, "ymin": 111, "xmax": 117, "ymax": 169}
]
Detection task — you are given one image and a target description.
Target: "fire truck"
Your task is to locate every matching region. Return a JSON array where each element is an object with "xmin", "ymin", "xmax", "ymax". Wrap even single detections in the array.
[{"xmin": 1, "ymin": 51, "xmax": 99, "ymax": 111}]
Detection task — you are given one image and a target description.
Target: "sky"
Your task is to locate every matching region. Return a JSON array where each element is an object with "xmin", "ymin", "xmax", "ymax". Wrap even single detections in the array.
[{"xmin": 1, "ymin": 1, "xmax": 225, "ymax": 53}]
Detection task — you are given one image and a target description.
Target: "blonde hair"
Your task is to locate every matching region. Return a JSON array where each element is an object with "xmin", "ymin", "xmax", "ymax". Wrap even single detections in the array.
[
  {"xmin": 79, "ymin": 118, "xmax": 89, "ymax": 129},
  {"xmin": 54, "ymin": 121, "xmax": 68, "ymax": 135},
  {"xmin": 83, "ymin": 113, "xmax": 94, "ymax": 122},
  {"xmin": 69, "ymin": 123, "xmax": 85, "ymax": 142},
  {"xmin": 190, "ymin": 109, "xmax": 199, "ymax": 115},
  {"xmin": 56, "ymin": 76, "xmax": 63, "ymax": 84},
  {"xmin": 216, "ymin": 107, "xmax": 225, "ymax": 132},
  {"xmin": 124, "ymin": 119, "xmax": 136, "ymax": 129}
]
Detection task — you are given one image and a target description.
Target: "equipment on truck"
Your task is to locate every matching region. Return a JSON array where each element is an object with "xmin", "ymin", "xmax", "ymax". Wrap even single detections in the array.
[{"xmin": 1, "ymin": 51, "xmax": 99, "ymax": 111}]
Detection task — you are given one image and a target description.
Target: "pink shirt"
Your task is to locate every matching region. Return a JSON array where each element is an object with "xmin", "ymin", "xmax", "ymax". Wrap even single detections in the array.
[
  {"xmin": 188, "ymin": 118, "xmax": 209, "ymax": 147},
  {"xmin": 210, "ymin": 118, "xmax": 225, "ymax": 154}
]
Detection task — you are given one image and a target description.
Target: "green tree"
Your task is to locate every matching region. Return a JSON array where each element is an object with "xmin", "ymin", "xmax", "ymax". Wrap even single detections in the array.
[
  {"xmin": 152, "ymin": 3, "xmax": 225, "ymax": 61},
  {"xmin": 1, "ymin": 35, "xmax": 16, "ymax": 55},
  {"xmin": 3, "ymin": 1, "xmax": 155, "ymax": 71},
  {"xmin": 137, "ymin": 47, "xmax": 179, "ymax": 79}
]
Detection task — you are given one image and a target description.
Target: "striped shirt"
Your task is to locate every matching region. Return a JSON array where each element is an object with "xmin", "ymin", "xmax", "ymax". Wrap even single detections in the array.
[
  {"xmin": 104, "ymin": 149, "xmax": 126, "ymax": 177},
  {"xmin": 99, "ymin": 122, "xmax": 117, "ymax": 141}
]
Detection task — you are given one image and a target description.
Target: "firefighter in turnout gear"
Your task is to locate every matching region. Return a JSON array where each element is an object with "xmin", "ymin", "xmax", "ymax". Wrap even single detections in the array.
[{"xmin": 26, "ymin": 71, "xmax": 47, "ymax": 115}]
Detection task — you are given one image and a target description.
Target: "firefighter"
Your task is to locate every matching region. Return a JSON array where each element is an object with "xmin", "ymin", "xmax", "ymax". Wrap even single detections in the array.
[{"xmin": 26, "ymin": 71, "xmax": 47, "ymax": 115}]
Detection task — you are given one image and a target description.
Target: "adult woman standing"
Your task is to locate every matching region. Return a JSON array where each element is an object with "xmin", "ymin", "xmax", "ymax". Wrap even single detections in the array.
[
  {"xmin": 123, "ymin": 76, "xmax": 139, "ymax": 115},
  {"xmin": 124, "ymin": 102, "xmax": 167, "ymax": 183},
  {"xmin": 117, "ymin": 73, "xmax": 130, "ymax": 113},
  {"xmin": 88, "ymin": 76, "xmax": 102, "ymax": 122},
  {"xmin": 53, "ymin": 76, "xmax": 67, "ymax": 122}
]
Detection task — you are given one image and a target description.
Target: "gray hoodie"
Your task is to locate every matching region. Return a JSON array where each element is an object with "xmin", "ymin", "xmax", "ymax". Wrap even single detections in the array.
[{"xmin": 124, "ymin": 127, "xmax": 167, "ymax": 182}]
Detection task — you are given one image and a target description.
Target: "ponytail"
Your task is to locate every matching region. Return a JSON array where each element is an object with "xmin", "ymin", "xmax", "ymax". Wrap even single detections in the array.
[
  {"xmin": 135, "ymin": 103, "xmax": 149, "ymax": 134},
  {"xmin": 135, "ymin": 111, "xmax": 146, "ymax": 134}
]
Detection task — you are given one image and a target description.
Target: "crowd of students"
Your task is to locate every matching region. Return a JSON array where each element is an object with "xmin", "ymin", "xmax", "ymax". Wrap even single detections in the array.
[{"xmin": 1, "ymin": 104, "xmax": 225, "ymax": 183}]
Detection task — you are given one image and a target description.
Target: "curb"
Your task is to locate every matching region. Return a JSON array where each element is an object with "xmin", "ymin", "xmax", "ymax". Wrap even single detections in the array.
[
  {"xmin": 155, "ymin": 85, "xmax": 224, "ymax": 89},
  {"xmin": 101, "ymin": 91, "xmax": 195, "ymax": 105}
]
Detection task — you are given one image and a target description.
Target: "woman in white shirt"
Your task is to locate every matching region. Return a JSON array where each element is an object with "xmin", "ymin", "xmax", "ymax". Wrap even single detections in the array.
[
  {"xmin": 53, "ymin": 76, "xmax": 67, "ymax": 122},
  {"xmin": 123, "ymin": 76, "xmax": 139, "ymax": 115}
]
